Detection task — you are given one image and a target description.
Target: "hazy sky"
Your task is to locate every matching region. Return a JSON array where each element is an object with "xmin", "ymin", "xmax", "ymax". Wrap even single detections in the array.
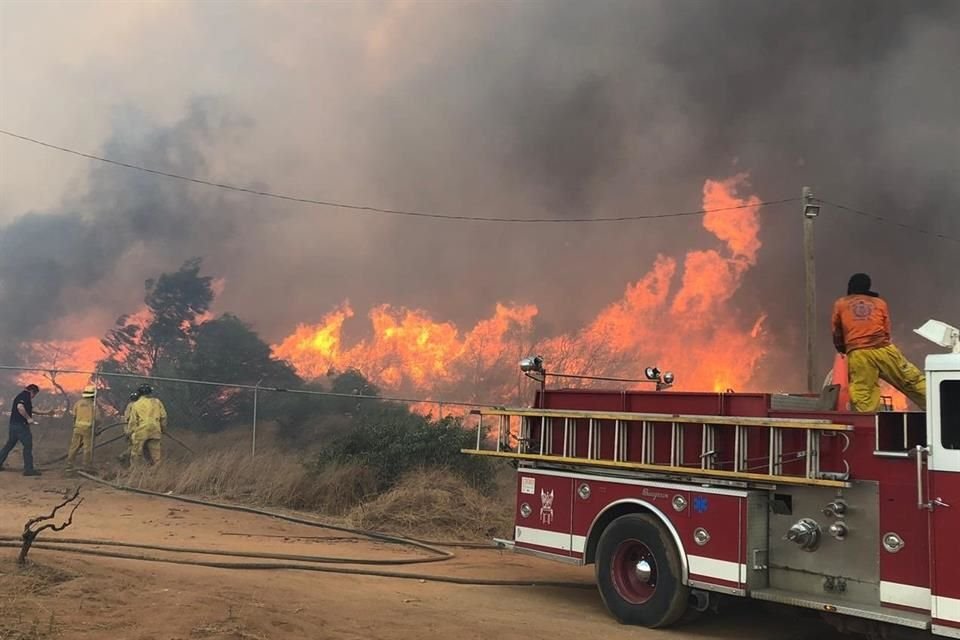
[{"xmin": 1, "ymin": 0, "xmax": 958, "ymax": 381}]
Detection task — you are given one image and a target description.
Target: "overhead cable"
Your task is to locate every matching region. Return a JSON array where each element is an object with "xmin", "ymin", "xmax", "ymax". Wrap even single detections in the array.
[
  {"xmin": 0, "ymin": 128, "xmax": 797, "ymax": 224},
  {"xmin": 818, "ymin": 198, "xmax": 960, "ymax": 245}
]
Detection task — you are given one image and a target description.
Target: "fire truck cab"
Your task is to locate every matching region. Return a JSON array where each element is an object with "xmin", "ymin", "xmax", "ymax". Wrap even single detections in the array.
[{"xmin": 463, "ymin": 321, "xmax": 960, "ymax": 638}]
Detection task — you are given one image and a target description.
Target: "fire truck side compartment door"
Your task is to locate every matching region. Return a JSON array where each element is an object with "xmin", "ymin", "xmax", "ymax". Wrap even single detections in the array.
[
  {"xmin": 928, "ymin": 370, "xmax": 960, "ymax": 637},
  {"xmin": 514, "ymin": 471, "xmax": 574, "ymax": 556}
]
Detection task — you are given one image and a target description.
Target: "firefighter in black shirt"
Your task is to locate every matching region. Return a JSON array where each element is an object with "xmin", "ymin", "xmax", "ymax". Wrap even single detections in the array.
[{"xmin": 0, "ymin": 383, "xmax": 44, "ymax": 476}]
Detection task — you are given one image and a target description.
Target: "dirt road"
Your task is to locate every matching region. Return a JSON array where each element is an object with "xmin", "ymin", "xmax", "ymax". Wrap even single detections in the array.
[{"xmin": 0, "ymin": 473, "xmax": 844, "ymax": 640}]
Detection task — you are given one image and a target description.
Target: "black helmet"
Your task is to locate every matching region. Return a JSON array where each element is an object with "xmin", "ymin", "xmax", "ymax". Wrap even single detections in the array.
[
  {"xmin": 129, "ymin": 392, "xmax": 140, "ymax": 401},
  {"xmin": 136, "ymin": 383, "xmax": 153, "ymax": 396},
  {"xmin": 25, "ymin": 384, "xmax": 40, "ymax": 394},
  {"xmin": 847, "ymin": 273, "xmax": 878, "ymax": 297}
]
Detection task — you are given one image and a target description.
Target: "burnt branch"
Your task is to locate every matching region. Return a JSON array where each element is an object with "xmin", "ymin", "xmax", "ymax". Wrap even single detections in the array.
[{"xmin": 18, "ymin": 487, "xmax": 83, "ymax": 566}]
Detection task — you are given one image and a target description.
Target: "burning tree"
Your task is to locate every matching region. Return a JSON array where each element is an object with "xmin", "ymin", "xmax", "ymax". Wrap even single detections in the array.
[{"xmin": 98, "ymin": 259, "xmax": 301, "ymax": 431}]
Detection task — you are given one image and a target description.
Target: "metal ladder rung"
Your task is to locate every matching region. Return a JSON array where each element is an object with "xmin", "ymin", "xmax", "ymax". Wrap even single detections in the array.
[
  {"xmin": 613, "ymin": 420, "xmax": 627, "ymax": 462},
  {"xmin": 670, "ymin": 422, "xmax": 683, "ymax": 467},
  {"xmin": 640, "ymin": 421, "xmax": 654, "ymax": 464},
  {"xmin": 587, "ymin": 418, "xmax": 600, "ymax": 460},
  {"xmin": 701, "ymin": 424, "xmax": 716, "ymax": 470},
  {"xmin": 769, "ymin": 427, "xmax": 783, "ymax": 475}
]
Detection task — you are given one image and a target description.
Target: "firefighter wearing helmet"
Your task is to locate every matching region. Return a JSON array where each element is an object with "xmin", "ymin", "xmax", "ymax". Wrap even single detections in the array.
[
  {"xmin": 66, "ymin": 384, "xmax": 101, "ymax": 472},
  {"xmin": 126, "ymin": 383, "xmax": 167, "ymax": 466},
  {"xmin": 122, "ymin": 391, "xmax": 139, "ymax": 427}
]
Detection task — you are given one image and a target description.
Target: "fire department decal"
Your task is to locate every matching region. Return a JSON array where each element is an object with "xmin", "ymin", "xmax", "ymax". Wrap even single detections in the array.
[{"xmin": 540, "ymin": 489, "xmax": 554, "ymax": 525}]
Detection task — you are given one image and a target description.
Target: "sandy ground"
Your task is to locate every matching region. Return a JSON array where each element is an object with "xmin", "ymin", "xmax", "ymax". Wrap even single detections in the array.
[{"xmin": 0, "ymin": 470, "xmax": 847, "ymax": 640}]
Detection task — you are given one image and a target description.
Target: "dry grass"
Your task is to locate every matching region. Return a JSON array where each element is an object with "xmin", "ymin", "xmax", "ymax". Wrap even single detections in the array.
[
  {"xmin": 0, "ymin": 561, "xmax": 69, "ymax": 639},
  {"xmin": 113, "ymin": 447, "xmax": 377, "ymax": 514},
  {"xmin": 348, "ymin": 469, "xmax": 515, "ymax": 541},
  {"xmin": 105, "ymin": 443, "xmax": 516, "ymax": 541}
]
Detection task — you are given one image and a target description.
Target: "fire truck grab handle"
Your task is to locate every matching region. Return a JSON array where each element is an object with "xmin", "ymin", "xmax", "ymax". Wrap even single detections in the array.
[{"xmin": 914, "ymin": 445, "xmax": 932, "ymax": 511}]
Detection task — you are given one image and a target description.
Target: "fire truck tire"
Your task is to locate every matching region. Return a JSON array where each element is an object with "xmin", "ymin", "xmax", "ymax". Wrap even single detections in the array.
[{"xmin": 595, "ymin": 513, "xmax": 688, "ymax": 628}]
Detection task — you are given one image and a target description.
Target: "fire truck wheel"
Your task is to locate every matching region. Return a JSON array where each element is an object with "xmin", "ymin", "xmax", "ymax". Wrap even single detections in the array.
[{"xmin": 595, "ymin": 513, "xmax": 688, "ymax": 628}]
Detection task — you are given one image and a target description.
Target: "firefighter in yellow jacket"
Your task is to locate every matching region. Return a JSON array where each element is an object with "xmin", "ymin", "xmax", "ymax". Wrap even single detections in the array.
[
  {"xmin": 832, "ymin": 273, "xmax": 926, "ymax": 412},
  {"xmin": 127, "ymin": 383, "xmax": 167, "ymax": 465},
  {"xmin": 66, "ymin": 385, "xmax": 100, "ymax": 472}
]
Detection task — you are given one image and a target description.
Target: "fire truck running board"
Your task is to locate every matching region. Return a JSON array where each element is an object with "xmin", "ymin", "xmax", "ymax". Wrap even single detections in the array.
[{"xmin": 750, "ymin": 588, "xmax": 931, "ymax": 630}]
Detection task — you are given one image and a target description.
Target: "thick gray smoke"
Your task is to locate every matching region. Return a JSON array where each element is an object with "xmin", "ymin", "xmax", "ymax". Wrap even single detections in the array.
[{"xmin": 0, "ymin": 0, "xmax": 957, "ymax": 388}]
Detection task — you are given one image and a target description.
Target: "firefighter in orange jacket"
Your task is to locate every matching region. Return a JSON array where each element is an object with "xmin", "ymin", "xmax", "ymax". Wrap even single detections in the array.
[{"xmin": 831, "ymin": 273, "xmax": 926, "ymax": 412}]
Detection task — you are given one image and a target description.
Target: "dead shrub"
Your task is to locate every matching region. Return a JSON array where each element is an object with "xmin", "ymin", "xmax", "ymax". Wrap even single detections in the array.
[
  {"xmin": 348, "ymin": 468, "xmax": 514, "ymax": 541},
  {"xmin": 114, "ymin": 447, "xmax": 376, "ymax": 514}
]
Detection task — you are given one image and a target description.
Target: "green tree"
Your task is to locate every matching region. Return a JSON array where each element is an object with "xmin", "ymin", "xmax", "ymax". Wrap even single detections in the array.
[
  {"xmin": 179, "ymin": 314, "xmax": 302, "ymax": 431},
  {"xmin": 141, "ymin": 257, "xmax": 213, "ymax": 370},
  {"xmin": 97, "ymin": 259, "xmax": 303, "ymax": 431},
  {"xmin": 274, "ymin": 370, "xmax": 380, "ymax": 444},
  {"xmin": 100, "ymin": 258, "xmax": 213, "ymax": 376},
  {"xmin": 315, "ymin": 408, "xmax": 494, "ymax": 492}
]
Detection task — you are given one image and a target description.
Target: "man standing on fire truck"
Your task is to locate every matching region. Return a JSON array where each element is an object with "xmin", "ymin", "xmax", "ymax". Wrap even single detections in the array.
[{"xmin": 832, "ymin": 273, "xmax": 926, "ymax": 412}]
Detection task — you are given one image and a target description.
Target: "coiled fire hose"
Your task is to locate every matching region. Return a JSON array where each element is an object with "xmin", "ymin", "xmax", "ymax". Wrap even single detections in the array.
[{"xmin": 0, "ymin": 471, "xmax": 593, "ymax": 589}]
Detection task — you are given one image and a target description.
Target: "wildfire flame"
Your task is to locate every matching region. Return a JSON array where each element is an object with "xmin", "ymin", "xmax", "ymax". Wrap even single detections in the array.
[
  {"xmin": 17, "ymin": 175, "xmax": 918, "ymax": 414},
  {"xmin": 273, "ymin": 175, "xmax": 770, "ymax": 402}
]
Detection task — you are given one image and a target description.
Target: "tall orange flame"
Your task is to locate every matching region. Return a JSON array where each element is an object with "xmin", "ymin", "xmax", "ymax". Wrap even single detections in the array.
[{"xmin": 273, "ymin": 175, "xmax": 770, "ymax": 401}]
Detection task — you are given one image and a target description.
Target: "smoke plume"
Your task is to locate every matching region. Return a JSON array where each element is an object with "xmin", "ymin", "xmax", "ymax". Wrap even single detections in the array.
[{"xmin": 0, "ymin": 0, "xmax": 957, "ymax": 390}]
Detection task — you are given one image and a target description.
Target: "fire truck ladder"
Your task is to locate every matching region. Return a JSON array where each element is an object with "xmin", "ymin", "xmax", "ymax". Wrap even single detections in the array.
[{"xmin": 462, "ymin": 408, "xmax": 853, "ymax": 488}]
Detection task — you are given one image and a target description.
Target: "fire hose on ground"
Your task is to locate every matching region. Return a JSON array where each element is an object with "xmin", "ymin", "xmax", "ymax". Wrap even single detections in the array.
[
  {"xmin": 40, "ymin": 421, "xmax": 193, "ymax": 467},
  {"xmin": 0, "ymin": 471, "xmax": 593, "ymax": 589}
]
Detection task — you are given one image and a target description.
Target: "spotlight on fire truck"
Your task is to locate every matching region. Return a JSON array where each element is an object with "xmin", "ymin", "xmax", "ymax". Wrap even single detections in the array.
[
  {"xmin": 915, "ymin": 319, "xmax": 960, "ymax": 354},
  {"xmin": 644, "ymin": 367, "xmax": 675, "ymax": 391},
  {"xmin": 519, "ymin": 355, "xmax": 545, "ymax": 374}
]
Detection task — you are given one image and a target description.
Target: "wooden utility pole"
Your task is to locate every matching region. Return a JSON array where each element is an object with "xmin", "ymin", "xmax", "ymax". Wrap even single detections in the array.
[{"xmin": 802, "ymin": 187, "xmax": 821, "ymax": 394}]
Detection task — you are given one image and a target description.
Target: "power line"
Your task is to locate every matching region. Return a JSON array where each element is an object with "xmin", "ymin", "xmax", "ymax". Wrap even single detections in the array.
[
  {"xmin": 0, "ymin": 364, "xmax": 500, "ymax": 409},
  {"xmin": 818, "ymin": 198, "xmax": 960, "ymax": 245},
  {"xmin": 0, "ymin": 128, "xmax": 798, "ymax": 224}
]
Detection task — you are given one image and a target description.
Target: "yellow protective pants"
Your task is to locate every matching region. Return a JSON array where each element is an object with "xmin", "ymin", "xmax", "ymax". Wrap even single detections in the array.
[
  {"xmin": 66, "ymin": 425, "xmax": 93, "ymax": 470},
  {"xmin": 848, "ymin": 344, "xmax": 926, "ymax": 412},
  {"xmin": 130, "ymin": 432, "xmax": 162, "ymax": 466}
]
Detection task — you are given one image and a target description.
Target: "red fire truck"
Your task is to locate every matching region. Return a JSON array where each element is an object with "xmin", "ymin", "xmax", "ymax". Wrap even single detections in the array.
[{"xmin": 463, "ymin": 321, "xmax": 960, "ymax": 638}]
